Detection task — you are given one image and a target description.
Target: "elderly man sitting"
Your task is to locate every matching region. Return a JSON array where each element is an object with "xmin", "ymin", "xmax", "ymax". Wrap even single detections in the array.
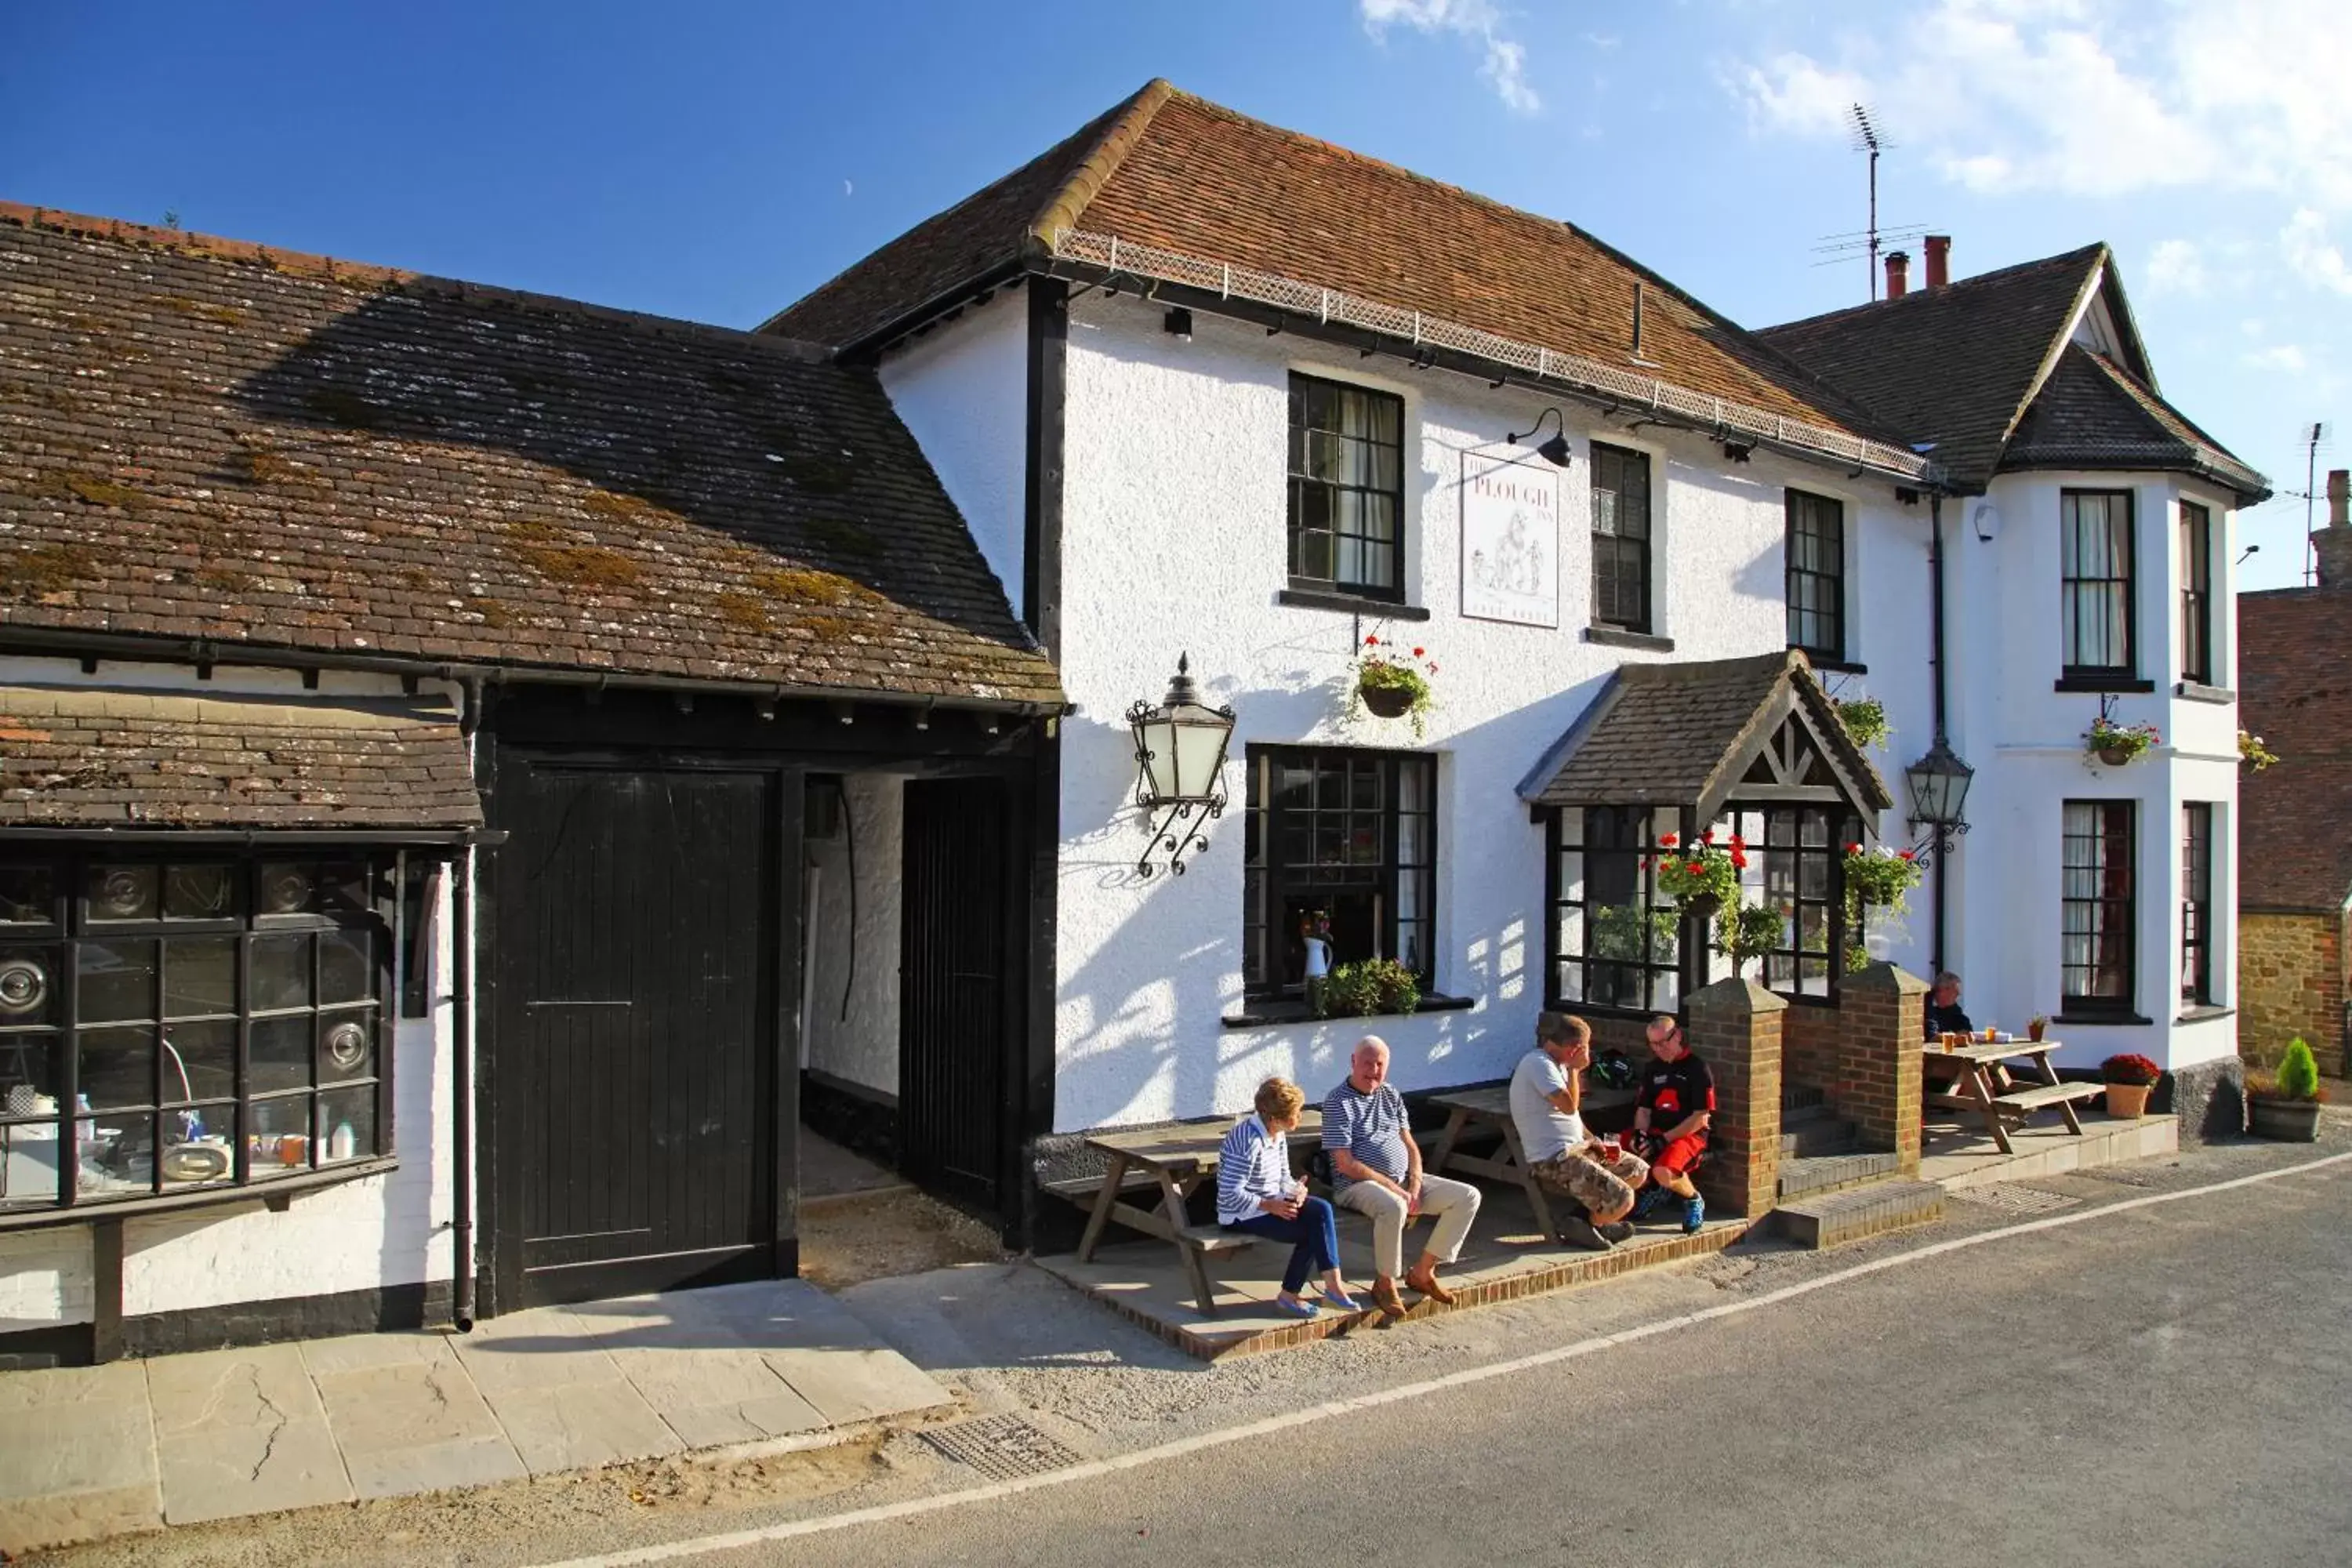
[{"xmin": 1321, "ymin": 1036, "xmax": 1483, "ymax": 1315}]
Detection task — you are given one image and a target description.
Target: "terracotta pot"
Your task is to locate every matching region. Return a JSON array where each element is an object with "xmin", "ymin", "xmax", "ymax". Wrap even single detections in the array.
[
  {"xmin": 2096, "ymin": 744, "xmax": 2135, "ymax": 768},
  {"xmin": 2028, "ymin": 1021, "xmax": 2047, "ymax": 1042},
  {"xmin": 2248, "ymin": 1097, "xmax": 2321, "ymax": 1142},
  {"xmin": 1360, "ymin": 683, "xmax": 1414, "ymax": 719},
  {"xmin": 2103, "ymin": 1081, "xmax": 2153, "ymax": 1120}
]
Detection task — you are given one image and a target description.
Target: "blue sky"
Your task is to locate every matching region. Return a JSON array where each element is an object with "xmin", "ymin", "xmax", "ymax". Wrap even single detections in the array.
[{"xmin": 5, "ymin": 1, "xmax": 2343, "ymax": 589}]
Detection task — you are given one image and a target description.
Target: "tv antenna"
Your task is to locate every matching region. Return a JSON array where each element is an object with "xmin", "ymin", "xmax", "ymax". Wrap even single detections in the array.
[
  {"xmin": 2303, "ymin": 421, "xmax": 2331, "ymax": 585},
  {"xmin": 1849, "ymin": 104, "xmax": 1888, "ymax": 301}
]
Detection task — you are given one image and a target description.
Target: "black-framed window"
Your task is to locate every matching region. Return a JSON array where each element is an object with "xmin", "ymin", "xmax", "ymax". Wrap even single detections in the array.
[
  {"xmin": 2061, "ymin": 801, "xmax": 2136, "ymax": 1014},
  {"xmin": 1550, "ymin": 806, "xmax": 1682, "ymax": 1014},
  {"xmin": 2180, "ymin": 500, "xmax": 2212, "ymax": 685},
  {"xmin": 1243, "ymin": 747, "xmax": 1435, "ymax": 996},
  {"xmin": 1784, "ymin": 491, "xmax": 1846, "ymax": 661},
  {"xmin": 2181, "ymin": 803, "xmax": 2212, "ymax": 1006},
  {"xmin": 1287, "ymin": 373, "xmax": 1405, "ymax": 601},
  {"xmin": 0, "ymin": 855, "xmax": 394, "ymax": 1213},
  {"xmin": 1719, "ymin": 804, "xmax": 1861, "ymax": 1000},
  {"xmin": 1590, "ymin": 442, "xmax": 1652, "ymax": 633},
  {"xmin": 2062, "ymin": 490, "xmax": 2136, "ymax": 675}
]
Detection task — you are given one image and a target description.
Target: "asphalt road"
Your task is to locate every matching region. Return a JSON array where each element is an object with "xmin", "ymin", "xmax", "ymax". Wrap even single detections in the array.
[{"xmin": 675, "ymin": 1156, "xmax": 2352, "ymax": 1568}]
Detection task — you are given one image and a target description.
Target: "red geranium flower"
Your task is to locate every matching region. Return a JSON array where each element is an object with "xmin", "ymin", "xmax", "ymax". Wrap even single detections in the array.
[
  {"xmin": 1686, "ymin": 861, "xmax": 1704, "ymax": 875},
  {"xmin": 1844, "ymin": 842, "xmax": 1864, "ymax": 855},
  {"xmin": 1411, "ymin": 647, "xmax": 1425, "ymax": 657},
  {"xmin": 1658, "ymin": 832, "xmax": 1679, "ymax": 848},
  {"xmin": 1731, "ymin": 851, "xmax": 1749, "ymax": 869},
  {"xmin": 1365, "ymin": 633, "xmax": 1380, "ymax": 646},
  {"xmin": 1898, "ymin": 849, "xmax": 1917, "ymax": 862}
]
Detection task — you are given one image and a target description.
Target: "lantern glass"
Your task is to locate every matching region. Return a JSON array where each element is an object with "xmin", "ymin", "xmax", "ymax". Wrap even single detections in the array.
[
  {"xmin": 1138, "ymin": 715, "xmax": 1182, "ymax": 800},
  {"xmin": 1168, "ymin": 709, "xmax": 1233, "ymax": 800},
  {"xmin": 1128, "ymin": 655, "xmax": 1236, "ymax": 808},
  {"xmin": 1904, "ymin": 742, "xmax": 1974, "ymax": 828}
]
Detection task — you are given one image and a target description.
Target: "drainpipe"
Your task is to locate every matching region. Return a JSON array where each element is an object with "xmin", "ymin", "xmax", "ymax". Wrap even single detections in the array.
[
  {"xmin": 1928, "ymin": 492, "xmax": 1950, "ymax": 977},
  {"xmin": 452, "ymin": 674, "xmax": 482, "ymax": 1332}
]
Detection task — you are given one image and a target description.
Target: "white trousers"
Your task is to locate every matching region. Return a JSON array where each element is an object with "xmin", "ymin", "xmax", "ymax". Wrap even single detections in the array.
[{"xmin": 1334, "ymin": 1172, "xmax": 1483, "ymax": 1277}]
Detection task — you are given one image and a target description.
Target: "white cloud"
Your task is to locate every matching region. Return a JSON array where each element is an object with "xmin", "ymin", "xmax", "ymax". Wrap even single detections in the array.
[
  {"xmin": 2243, "ymin": 343, "xmax": 2309, "ymax": 372},
  {"xmin": 2144, "ymin": 239, "xmax": 2206, "ymax": 296},
  {"xmin": 1730, "ymin": 0, "xmax": 2352, "ymax": 212},
  {"xmin": 1362, "ymin": 0, "xmax": 1541, "ymax": 115},
  {"xmin": 2281, "ymin": 209, "xmax": 2352, "ymax": 296}
]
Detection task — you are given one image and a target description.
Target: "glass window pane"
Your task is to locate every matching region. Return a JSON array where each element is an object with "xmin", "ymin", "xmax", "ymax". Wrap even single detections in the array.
[
  {"xmin": 0, "ymin": 944, "xmax": 59, "ymax": 1029},
  {"xmin": 162, "ymin": 1019, "xmax": 235, "ymax": 1103},
  {"xmin": 78, "ymin": 941, "xmax": 158, "ymax": 1023},
  {"xmin": 256, "ymin": 864, "xmax": 319, "ymax": 916},
  {"xmin": 249, "ymin": 1015, "xmax": 310, "ymax": 1095},
  {"xmin": 163, "ymin": 864, "xmax": 241, "ymax": 921},
  {"xmin": 86, "ymin": 865, "xmax": 161, "ymax": 923},
  {"xmin": 163, "ymin": 938, "xmax": 238, "ymax": 1018},
  {"xmin": 249, "ymin": 1094, "xmax": 310, "ymax": 1172},
  {"xmin": 79, "ymin": 1125, "xmax": 151, "ymax": 1197},
  {"xmin": 319, "ymin": 931, "xmax": 372, "ymax": 1005},
  {"xmin": 78, "ymin": 1026, "xmax": 154, "ymax": 1111},
  {"xmin": 251, "ymin": 935, "xmax": 310, "ymax": 1013},
  {"xmin": 318, "ymin": 1087, "xmax": 379, "ymax": 1163},
  {"xmin": 160, "ymin": 1112, "xmax": 235, "ymax": 1189},
  {"xmin": 0, "ymin": 1033, "xmax": 60, "ymax": 1111},
  {"xmin": 0, "ymin": 866, "xmax": 56, "ymax": 925},
  {"xmin": 318, "ymin": 1011, "xmax": 375, "ymax": 1084}
]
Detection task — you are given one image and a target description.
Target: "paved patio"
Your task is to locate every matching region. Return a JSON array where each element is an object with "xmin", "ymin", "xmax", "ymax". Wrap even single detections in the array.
[
  {"xmin": 0, "ymin": 1276, "xmax": 954, "ymax": 1556},
  {"xmin": 1036, "ymin": 1177, "xmax": 1755, "ymax": 1359},
  {"xmin": 1921, "ymin": 1108, "xmax": 2179, "ymax": 1190}
]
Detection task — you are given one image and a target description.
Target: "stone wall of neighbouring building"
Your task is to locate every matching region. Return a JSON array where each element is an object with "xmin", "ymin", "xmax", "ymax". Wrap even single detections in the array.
[{"xmin": 2238, "ymin": 910, "xmax": 2349, "ymax": 1079}]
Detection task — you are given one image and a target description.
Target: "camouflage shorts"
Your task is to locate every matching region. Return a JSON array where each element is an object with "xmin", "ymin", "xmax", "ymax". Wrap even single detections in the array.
[{"xmin": 1530, "ymin": 1144, "xmax": 1650, "ymax": 1215}]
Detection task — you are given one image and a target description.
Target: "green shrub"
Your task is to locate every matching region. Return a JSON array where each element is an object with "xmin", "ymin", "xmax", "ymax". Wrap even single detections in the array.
[
  {"xmin": 2278, "ymin": 1037, "xmax": 2321, "ymax": 1102},
  {"xmin": 1316, "ymin": 958, "xmax": 1421, "ymax": 1019}
]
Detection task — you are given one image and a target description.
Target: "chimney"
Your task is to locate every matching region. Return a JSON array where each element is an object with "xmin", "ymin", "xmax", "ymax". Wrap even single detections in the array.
[
  {"xmin": 1925, "ymin": 234, "xmax": 1951, "ymax": 289},
  {"xmin": 1885, "ymin": 249, "xmax": 1910, "ymax": 299},
  {"xmin": 2318, "ymin": 468, "xmax": 2352, "ymax": 588}
]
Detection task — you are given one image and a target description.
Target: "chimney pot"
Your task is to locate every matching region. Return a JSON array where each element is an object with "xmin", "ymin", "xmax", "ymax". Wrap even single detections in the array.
[
  {"xmin": 1925, "ymin": 234, "xmax": 1951, "ymax": 289},
  {"xmin": 2317, "ymin": 468, "xmax": 2352, "ymax": 588},
  {"xmin": 2330, "ymin": 467, "xmax": 2349, "ymax": 528},
  {"xmin": 1885, "ymin": 250, "xmax": 1910, "ymax": 299}
]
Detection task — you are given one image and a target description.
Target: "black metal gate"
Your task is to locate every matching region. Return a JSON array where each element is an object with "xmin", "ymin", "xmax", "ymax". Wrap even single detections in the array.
[
  {"xmin": 491, "ymin": 757, "xmax": 783, "ymax": 1307},
  {"xmin": 899, "ymin": 778, "xmax": 1010, "ymax": 1210}
]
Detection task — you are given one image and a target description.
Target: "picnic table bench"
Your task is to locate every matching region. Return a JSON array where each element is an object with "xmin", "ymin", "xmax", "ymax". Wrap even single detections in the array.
[
  {"xmin": 1046, "ymin": 1111, "xmax": 1322, "ymax": 1317},
  {"xmin": 1426, "ymin": 1083, "xmax": 1637, "ymax": 1245},
  {"xmin": 1922, "ymin": 1037, "xmax": 2104, "ymax": 1155}
]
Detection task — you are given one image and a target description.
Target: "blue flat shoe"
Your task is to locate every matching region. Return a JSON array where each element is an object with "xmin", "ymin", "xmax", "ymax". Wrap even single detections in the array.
[
  {"xmin": 1272, "ymin": 1295, "xmax": 1320, "ymax": 1319},
  {"xmin": 1316, "ymin": 1286, "xmax": 1362, "ymax": 1312}
]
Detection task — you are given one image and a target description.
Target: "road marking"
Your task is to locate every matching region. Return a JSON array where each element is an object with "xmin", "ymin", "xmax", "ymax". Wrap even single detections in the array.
[{"xmin": 532, "ymin": 1149, "xmax": 2352, "ymax": 1567}]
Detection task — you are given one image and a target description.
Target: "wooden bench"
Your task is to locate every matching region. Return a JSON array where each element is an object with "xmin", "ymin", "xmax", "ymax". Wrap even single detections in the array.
[
  {"xmin": 1923, "ymin": 1038, "xmax": 2102, "ymax": 1153},
  {"xmin": 1426, "ymin": 1083, "xmax": 1636, "ymax": 1246},
  {"xmin": 1054, "ymin": 1111, "xmax": 1321, "ymax": 1317}
]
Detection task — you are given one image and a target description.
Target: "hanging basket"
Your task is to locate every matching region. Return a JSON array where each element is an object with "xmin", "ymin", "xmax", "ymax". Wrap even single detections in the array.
[
  {"xmin": 1681, "ymin": 892, "xmax": 1722, "ymax": 923},
  {"xmin": 2096, "ymin": 744, "xmax": 2136, "ymax": 768},
  {"xmin": 1359, "ymin": 683, "xmax": 1415, "ymax": 719}
]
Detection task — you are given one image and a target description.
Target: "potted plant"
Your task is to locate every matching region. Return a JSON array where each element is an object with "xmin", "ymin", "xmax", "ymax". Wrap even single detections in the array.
[
  {"xmin": 1715, "ymin": 902, "xmax": 1787, "ymax": 982},
  {"xmin": 1591, "ymin": 902, "xmax": 1678, "ymax": 964},
  {"xmin": 1354, "ymin": 635, "xmax": 1438, "ymax": 736},
  {"xmin": 2099, "ymin": 1052, "xmax": 2161, "ymax": 1119},
  {"xmin": 2238, "ymin": 729, "xmax": 2280, "ymax": 772},
  {"xmin": 1841, "ymin": 842, "xmax": 1923, "ymax": 914},
  {"xmin": 2247, "ymin": 1037, "xmax": 2328, "ymax": 1142},
  {"xmin": 2085, "ymin": 716, "xmax": 2161, "ymax": 768},
  {"xmin": 1314, "ymin": 956, "xmax": 1422, "ymax": 1020},
  {"xmin": 1833, "ymin": 695, "xmax": 1891, "ymax": 751},
  {"xmin": 2027, "ymin": 1014, "xmax": 2049, "ymax": 1043},
  {"xmin": 1652, "ymin": 830, "xmax": 1745, "ymax": 921}
]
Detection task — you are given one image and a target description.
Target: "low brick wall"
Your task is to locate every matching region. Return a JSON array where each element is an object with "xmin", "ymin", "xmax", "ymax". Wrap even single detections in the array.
[
  {"xmin": 1687, "ymin": 978, "xmax": 1784, "ymax": 1219},
  {"xmin": 2238, "ymin": 910, "xmax": 2349, "ymax": 1079}
]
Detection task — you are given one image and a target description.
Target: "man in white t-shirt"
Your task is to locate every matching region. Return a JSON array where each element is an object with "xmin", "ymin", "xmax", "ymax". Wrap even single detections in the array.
[{"xmin": 1508, "ymin": 1011, "xmax": 1650, "ymax": 1250}]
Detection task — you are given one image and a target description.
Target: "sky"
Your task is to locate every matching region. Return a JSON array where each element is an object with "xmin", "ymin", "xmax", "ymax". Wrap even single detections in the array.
[{"xmin": 4, "ymin": 0, "xmax": 2345, "ymax": 590}]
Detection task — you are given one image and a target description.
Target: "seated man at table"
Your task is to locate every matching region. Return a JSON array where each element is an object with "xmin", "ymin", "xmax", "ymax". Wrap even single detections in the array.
[
  {"xmin": 1509, "ymin": 1011, "xmax": 1650, "ymax": 1250},
  {"xmin": 1628, "ymin": 1014, "xmax": 1713, "ymax": 1234},
  {"xmin": 1323, "ymin": 1036, "xmax": 1483, "ymax": 1313},
  {"xmin": 1924, "ymin": 971, "xmax": 2012, "ymax": 1089}
]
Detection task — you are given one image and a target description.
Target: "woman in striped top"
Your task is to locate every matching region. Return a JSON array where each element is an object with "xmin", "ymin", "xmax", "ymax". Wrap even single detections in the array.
[{"xmin": 1218, "ymin": 1078, "xmax": 1358, "ymax": 1317}]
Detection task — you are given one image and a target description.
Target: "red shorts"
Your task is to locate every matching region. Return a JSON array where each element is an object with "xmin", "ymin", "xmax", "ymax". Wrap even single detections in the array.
[{"xmin": 1648, "ymin": 1134, "xmax": 1707, "ymax": 1178}]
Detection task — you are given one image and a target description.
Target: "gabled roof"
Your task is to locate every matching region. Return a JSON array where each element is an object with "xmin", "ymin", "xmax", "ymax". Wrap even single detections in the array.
[
  {"xmin": 766, "ymin": 82, "xmax": 1926, "ymax": 481},
  {"xmin": 1759, "ymin": 244, "xmax": 2267, "ymax": 502},
  {"xmin": 2238, "ymin": 585, "xmax": 2352, "ymax": 912},
  {"xmin": 2004, "ymin": 345, "xmax": 2270, "ymax": 502},
  {"xmin": 1516, "ymin": 649, "xmax": 1891, "ymax": 822},
  {"xmin": 0, "ymin": 205, "xmax": 1062, "ymax": 709}
]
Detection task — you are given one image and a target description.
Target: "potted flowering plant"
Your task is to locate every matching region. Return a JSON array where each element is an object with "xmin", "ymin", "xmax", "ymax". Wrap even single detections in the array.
[
  {"xmin": 2085, "ymin": 717, "xmax": 2160, "ymax": 767},
  {"xmin": 2027, "ymin": 1014, "xmax": 2049, "ymax": 1043},
  {"xmin": 1841, "ymin": 843, "xmax": 1923, "ymax": 913},
  {"xmin": 2246, "ymin": 1037, "xmax": 2328, "ymax": 1142},
  {"xmin": 1833, "ymin": 695, "xmax": 1891, "ymax": 751},
  {"xmin": 1354, "ymin": 635, "xmax": 1438, "ymax": 735},
  {"xmin": 1652, "ymin": 830, "xmax": 1745, "ymax": 921},
  {"xmin": 1314, "ymin": 956, "xmax": 1422, "ymax": 1020},
  {"xmin": 2099, "ymin": 1052, "xmax": 2161, "ymax": 1120},
  {"xmin": 2238, "ymin": 729, "xmax": 2280, "ymax": 772}
]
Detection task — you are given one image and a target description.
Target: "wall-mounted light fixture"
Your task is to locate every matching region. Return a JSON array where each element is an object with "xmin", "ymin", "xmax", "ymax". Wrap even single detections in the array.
[
  {"xmin": 1126, "ymin": 654, "xmax": 1236, "ymax": 878},
  {"xmin": 1904, "ymin": 738, "xmax": 1974, "ymax": 856},
  {"xmin": 1722, "ymin": 439, "xmax": 1756, "ymax": 463},
  {"xmin": 1163, "ymin": 307, "xmax": 1192, "ymax": 340},
  {"xmin": 1970, "ymin": 502, "xmax": 2002, "ymax": 542},
  {"xmin": 1505, "ymin": 407, "xmax": 1573, "ymax": 467}
]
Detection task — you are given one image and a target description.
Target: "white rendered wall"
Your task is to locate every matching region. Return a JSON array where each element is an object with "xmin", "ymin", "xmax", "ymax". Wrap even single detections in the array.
[
  {"xmin": 0, "ymin": 655, "xmax": 467, "ymax": 1328},
  {"xmin": 802, "ymin": 772, "xmax": 903, "ymax": 1098},
  {"xmin": 1049, "ymin": 295, "xmax": 1836, "ymax": 1131},
  {"xmin": 879, "ymin": 285, "xmax": 1029, "ymax": 622}
]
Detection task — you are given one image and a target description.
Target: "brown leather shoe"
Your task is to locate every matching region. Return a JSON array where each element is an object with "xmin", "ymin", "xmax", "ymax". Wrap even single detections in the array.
[
  {"xmin": 1371, "ymin": 1276, "xmax": 1407, "ymax": 1316},
  {"xmin": 1405, "ymin": 1267, "xmax": 1457, "ymax": 1305}
]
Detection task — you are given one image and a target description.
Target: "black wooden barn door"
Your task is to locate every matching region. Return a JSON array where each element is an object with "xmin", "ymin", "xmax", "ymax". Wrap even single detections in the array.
[
  {"xmin": 494, "ymin": 759, "xmax": 782, "ymax": 1307},
  {"xmin": 899, "ymin": 778, "xmax": 1009, "ymax": 1210}
]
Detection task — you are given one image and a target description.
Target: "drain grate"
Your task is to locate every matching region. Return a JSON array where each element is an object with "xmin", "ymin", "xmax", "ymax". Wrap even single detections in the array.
[
  {"xmin": 918, "ymin": 1413, "xmax": 1084, "ymax": 1481},
  {"xmin": 1948, "ymin": 1181, "xmax": 2081, "ymax": 1215}
]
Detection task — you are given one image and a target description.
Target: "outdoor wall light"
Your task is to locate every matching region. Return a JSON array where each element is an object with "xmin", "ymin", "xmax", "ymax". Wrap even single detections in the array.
[
  {"xmin": 1163, "ymin": 307, "xmax": 1192, "ymax": 340},
  {"xmin": 1125, "ymin": 653, "xmax": 1236, "ymax": 878},
  {"xmin": 1506, "ymin": 406, "xmax": 1574, "ymax": 467},
  {"xmin": 1722, "ymin": 439, "xmax": 1756, "ymax": 463},
  {"xmin": 1904, "ymin": 738, "xmax": 1975, "ymax": 855}
]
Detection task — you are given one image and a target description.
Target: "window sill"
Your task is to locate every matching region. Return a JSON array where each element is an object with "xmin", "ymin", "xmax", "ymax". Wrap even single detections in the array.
[
  {"xmin": 1584, "ymin": 626, "xmax": 1675, "ymax": 654},
  {"xmin": 2174, "ymin": 681, "xmax": 2235, "ymax": 705},
  {"xmin": 1277, "ymin": 587, "xmax": 1429, "ymax": 622},
  {"xmin": 2175, "ymin": 1004, "xmax": 2234, "ymax": 1024},
  {"xmin": 2051, "ymin": 1012, "xmax": 2156, "ymax": 1028},
  {"xmin": 1222, "ymin": 991, "xmax": 1475, "ymax": 1029},
  {"xmin": 2054, "ymin": 676, "xmax": 2156, "ymax": 694},
  {"xmin": 0, "ymin": 1156, "xmax": 398, "ymax": 1234},
  {"xmin": 1804, "ymin": 656, "xmax": 1869, "ymax": 675}
]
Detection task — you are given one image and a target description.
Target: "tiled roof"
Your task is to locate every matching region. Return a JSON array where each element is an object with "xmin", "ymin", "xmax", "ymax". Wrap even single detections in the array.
[
  {"xmin": 1758, "ymin": 246, "xmax": 2109, "ymax": 492},
  {"xmin": 2002, "ymin": 345, "xmax": 2270, "ymax": 502},
  {"xmin": 0, "ymin": 685, "xmax": 481, "ymax": 829},
  {"xmin": 766, "ymin": 82, "xmax": 1915, "ymax": 472},
  {"xmin": 0, "ymin": 205, "xmax": 1062, "ymax": 708},
  {"xmin": 1516, "ymin": 649, "xmax": 1890, "ymax": 818},
  {"xmin": 2238, "ymin": 586, "xmax": 2352, "ymax": 910}
]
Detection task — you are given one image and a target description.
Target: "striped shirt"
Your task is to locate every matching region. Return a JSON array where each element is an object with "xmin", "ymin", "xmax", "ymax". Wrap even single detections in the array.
[
  {"xmin": 1320, "ymin": 1080, "xmax": 1410, "ymax": 1195},
  {"xmin": 1216, "ymin": 1112, "xmax": 1297, "ymax": 1225}
]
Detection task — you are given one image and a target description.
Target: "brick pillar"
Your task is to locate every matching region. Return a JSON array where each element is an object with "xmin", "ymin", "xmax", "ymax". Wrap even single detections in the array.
[
  {"xmin": 1832, "ymin": 962, "xmax": 1929, "ymax": 1174},
  {"xmin": 1684, "ymin": 977, "xmax": 1785, "ymax": 1218}
]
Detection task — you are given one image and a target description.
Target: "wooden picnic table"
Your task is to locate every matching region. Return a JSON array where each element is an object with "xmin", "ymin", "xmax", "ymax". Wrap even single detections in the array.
[
  {"xmin": 1062, "ymin": 1109, "xmax": 1322, "ymax": 1318},
  {"xmin": 1425, "ymin": 1083, "xmax": 1636, "ymax": 1245},
  {"xmin": 1922, "ymin": 1037, "xmax": 2104, "ymax": 1155}
]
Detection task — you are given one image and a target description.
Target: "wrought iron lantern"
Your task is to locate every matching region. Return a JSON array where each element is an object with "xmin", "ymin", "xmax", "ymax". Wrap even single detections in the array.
[
  {"xmin": 1904, "ymin": 738, "xmax": 1974, "ymax": 854},
  {"xmin": 1126, "ymin": 654, "xmax": 1236, "ymax": 878}
]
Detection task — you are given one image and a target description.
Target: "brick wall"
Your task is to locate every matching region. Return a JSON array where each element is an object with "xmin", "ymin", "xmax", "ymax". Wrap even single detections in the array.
[
  {"xmin": 1832, "ymin": 964, "xmax": 1929, "ymax": 1172},
  {"xmin": 1783, "ymin": 1003, "xmax": 1842, "ymax": 1102},
  {"xmin": 1686, "ymin": 978, "xmax": 1784, "ymax": 1218},
  {"xmin": 2238, "ymin": 910, "xmax": 2350, "ymax": 1078}
]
